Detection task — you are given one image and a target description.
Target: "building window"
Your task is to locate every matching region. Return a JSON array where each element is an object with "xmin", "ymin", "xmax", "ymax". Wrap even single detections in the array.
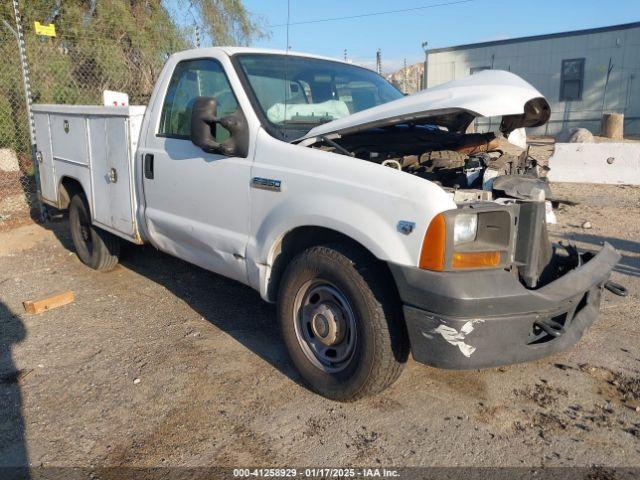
[
  {"xmin": 560, "ymin": 58, "xmax": 585, "ymax": 101},
  {"xmin": 470, "ymin": 66, "xmax": 490, "ymax": 75}
]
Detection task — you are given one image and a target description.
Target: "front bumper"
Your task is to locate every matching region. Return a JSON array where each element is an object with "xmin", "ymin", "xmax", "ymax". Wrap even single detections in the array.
[{"xmin": 389, "ymin": 243, "xmax": 620, "ymax": 369}]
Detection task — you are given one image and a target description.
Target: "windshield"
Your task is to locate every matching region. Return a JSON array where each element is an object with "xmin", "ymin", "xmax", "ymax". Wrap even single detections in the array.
[{"xmin": 235, "ymin": 54, "xmax": 403, "ymax": 138}]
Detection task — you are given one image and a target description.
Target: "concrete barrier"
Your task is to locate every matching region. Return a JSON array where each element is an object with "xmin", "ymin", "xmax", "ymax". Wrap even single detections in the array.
[
  {"xmin": 548, "ymin": 143, "xmax": 640, "ymax": 185},
  {"xmin": 0, "ymin": 149, "xmax": 20, "ymax": 172}
]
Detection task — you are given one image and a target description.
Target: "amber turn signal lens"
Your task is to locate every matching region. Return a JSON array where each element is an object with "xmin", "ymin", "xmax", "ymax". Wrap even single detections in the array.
[
  {"xmin": 419, "ymin": 213, "xmax": 446, "ymax": 271},
  {"xmin": 451, "ymin": 251, "xmax": 501, "ymax": 269}
]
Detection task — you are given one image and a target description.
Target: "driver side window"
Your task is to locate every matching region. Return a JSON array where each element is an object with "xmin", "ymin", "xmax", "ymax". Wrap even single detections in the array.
[{"xmin": 158, "ymin": 59, "xmax": 238, "ymax": 141}]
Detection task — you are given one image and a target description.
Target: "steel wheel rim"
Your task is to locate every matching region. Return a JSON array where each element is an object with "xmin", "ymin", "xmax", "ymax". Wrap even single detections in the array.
[{"xmin": 293, "ymin": 279, "xmax": 358, "ymax": 373}]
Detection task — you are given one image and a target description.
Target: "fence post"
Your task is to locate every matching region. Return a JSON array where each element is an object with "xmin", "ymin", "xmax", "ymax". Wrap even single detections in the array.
[{"xmin": 12, "ymin": 0, "xmax": 45, "ymax": 222}]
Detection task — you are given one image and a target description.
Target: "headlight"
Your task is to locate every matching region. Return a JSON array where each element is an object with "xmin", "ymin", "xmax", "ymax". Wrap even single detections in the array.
[
  {"xmin": 453, "ymin": 213, "xmax": 477, "ymax": 245},
  {"xmin": 419, "ymin": 209, "xmax": 513, "ymax": 271}
]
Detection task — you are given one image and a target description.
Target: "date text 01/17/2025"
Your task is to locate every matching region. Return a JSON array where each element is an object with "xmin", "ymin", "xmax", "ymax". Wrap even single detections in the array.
[{"xmin": 232, "ymin": 467, "xmax": 400, "ymax": 478}]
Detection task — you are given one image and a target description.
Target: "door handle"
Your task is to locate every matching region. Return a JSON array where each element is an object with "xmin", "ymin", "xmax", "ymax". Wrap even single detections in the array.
[{"xmin": 144, "ymin": 154, "xmax": 154, "ymax": 179}]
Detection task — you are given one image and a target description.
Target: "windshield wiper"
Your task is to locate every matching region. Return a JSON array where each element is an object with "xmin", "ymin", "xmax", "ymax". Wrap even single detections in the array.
[{"xmin": 320, "ymin": 135, "xmax": 353, "ymax": 157}]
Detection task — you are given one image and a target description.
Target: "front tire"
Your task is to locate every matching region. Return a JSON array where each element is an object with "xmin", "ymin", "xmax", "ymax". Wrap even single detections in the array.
[
  {"xmin": 69, "ymin": 193, "xmax": 120, "ymax": 271},
  {"xmin": 278, "ymin": 244, "xmax": 408, "ymax": 401}
]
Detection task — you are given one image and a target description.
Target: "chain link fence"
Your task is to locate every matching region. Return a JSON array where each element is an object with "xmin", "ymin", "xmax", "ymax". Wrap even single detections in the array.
[
  {"xmin": 0, "ymin": 1, "xmax": 197, "ymax": 229},
  {"xmin": 0, "ymin": 21, "xmax": 35, "ymax": 229}
]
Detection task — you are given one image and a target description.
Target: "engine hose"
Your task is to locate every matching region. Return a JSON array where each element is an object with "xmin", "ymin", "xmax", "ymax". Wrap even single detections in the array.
[{"xmin": 382, "ymin": 159, "xmax": 402, "ymax": 170}]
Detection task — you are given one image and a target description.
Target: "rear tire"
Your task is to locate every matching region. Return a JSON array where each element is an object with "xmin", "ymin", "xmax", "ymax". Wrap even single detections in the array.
[
  {"xmin": 69, "ymin": 193, "xmax": 120, "ymax": 271},
  {"xmin": 277, "ymin": 244, "xmax": 408, "ymax": 401}
]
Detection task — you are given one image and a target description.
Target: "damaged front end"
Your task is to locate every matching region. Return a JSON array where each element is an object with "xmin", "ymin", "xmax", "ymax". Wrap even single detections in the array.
[
  {"xmin": 388, "ymin": 189, "xmax": 622, "ymax": 368},
  {"xmin": 387, "ymin": 172, "xmax": 622, "ymax": 368},
  {"xmin": 294, "ymin": 71, "xmax": 624, "ymax": 368}
]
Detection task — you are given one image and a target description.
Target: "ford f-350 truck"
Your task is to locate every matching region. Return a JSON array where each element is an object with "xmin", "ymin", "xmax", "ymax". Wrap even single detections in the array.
[{"xmin": 32, "ymin": 47, "xmax": 620, "ymax": 400}]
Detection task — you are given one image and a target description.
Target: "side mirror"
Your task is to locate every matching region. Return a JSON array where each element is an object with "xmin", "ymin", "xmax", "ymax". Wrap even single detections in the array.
[{"xmin": 190, "ymin": 96, "xmax": 249, "ymax": 157}]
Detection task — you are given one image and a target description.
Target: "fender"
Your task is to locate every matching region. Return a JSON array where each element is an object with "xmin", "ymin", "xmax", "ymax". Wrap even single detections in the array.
[{"xmin": 246, "ymin": 197, "xmax": 415, "ymax": 302}]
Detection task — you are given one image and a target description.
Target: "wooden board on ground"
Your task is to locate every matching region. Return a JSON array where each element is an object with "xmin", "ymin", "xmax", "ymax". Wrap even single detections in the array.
[{"xmin": 23, "ymin": 290, "xmax": 74, "ymax": 314}]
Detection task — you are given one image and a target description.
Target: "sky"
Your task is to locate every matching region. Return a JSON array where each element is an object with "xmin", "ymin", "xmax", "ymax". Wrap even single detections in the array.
[{"xmin": 235, "ymin": 0, "xmax": 640, "ymax": 72}]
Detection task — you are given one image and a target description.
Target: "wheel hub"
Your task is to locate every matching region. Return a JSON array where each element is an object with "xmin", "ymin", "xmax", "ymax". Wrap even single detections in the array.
[
  {"xmin": 310, "ymin": 303, "xmax": 345, "ymax": 346},
  {"xmin": 81, "ymin": 225, "xmax": 90, "ymax": 242},
  {"xmin": 293, "ymin": 281, "xmax": 358, "ymax": 373}
]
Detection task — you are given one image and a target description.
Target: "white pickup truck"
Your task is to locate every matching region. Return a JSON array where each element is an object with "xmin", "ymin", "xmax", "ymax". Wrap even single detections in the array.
[{"xmin": 32, "ymin": 47, "xmax": 620, "ymax": 400}]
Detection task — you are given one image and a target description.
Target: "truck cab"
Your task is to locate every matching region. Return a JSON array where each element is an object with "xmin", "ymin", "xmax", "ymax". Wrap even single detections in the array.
[{"xmin": 32, "ymin": 47, "xmax": 621, "ymax": 400}]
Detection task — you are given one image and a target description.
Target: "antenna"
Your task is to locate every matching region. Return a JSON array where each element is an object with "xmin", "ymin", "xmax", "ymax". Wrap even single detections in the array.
[
  {"xmin": 376, "ymin": 49, "xmax": 381, "ymax": 75},
  {"xmin": 286, "ymin": 0, "xmax": 291, "ymax": 51}
]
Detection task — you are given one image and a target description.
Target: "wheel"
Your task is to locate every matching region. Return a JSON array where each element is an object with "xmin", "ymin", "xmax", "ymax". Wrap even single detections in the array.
[
  {"xmin": 68, "ymin": 193, "xmax": 120, "ymax": 271},
  {"xmin": 278, "ymin": 244, "xmax": 408, "ymax": 401}
]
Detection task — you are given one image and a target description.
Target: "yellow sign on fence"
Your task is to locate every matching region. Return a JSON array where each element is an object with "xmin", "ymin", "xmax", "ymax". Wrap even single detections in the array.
[{"xmin": 34, "ymin": 21, "xmax": 56, "ymax": 37}]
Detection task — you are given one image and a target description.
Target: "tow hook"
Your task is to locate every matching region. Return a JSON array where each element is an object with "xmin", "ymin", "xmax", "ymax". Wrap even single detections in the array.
[
  {"xmin": 534, "ymin": 318, "xmax": 566, "ymax": 338},
  {"xmin": 605, "ymin": 281, "xmax": 628, "ymax": 297}
]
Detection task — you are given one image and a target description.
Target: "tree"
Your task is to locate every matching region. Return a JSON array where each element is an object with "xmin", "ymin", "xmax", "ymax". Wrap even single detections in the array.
[
  {"xmin": 180, "ymin": 0, "xmax": 266, "ymax": 46},
  {"xmin": 0, "ymin": 0, "xmax": 265, "ymax": 155}
]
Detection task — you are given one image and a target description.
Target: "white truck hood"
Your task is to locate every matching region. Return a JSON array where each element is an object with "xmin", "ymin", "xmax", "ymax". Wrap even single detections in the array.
[{"xmin": 298, "ymin": 70, "xmax": 550, "ymax": 141}]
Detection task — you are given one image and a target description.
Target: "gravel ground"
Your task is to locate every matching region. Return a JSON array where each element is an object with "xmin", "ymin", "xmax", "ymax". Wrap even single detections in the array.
[{"xmin": 0, "ymin": 183, "xmax": 639, "ymax": 471}]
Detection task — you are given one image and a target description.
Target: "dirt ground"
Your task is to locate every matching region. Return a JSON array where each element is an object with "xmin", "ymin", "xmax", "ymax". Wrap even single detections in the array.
[{"xmin": 0, "ymin": 182, "xmax": 639, "ymax": 471}]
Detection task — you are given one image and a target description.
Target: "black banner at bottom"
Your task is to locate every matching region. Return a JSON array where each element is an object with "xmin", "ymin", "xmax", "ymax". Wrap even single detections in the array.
[{"xmin": 0, "ymin": 467, "xmax": 638, "ymax": 480}]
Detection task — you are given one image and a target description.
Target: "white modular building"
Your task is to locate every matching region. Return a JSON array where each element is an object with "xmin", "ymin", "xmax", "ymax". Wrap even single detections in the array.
[{"xmin": 423, "ymin": 22, "xmax": 640, "ymax": 136}]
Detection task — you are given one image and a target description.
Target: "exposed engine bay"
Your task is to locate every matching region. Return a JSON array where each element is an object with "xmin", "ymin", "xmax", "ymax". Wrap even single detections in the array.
[{"xmin": 310, "ymin": 125, "xmax": 547, "ymax": 196}]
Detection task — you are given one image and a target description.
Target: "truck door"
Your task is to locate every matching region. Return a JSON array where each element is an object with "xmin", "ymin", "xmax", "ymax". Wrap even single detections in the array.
[
  {"xmin": 139, "ymin": 58, "xmax": 251, "ymax": 284},
  {"xmin": 88, "ymin": 115, "xmax": 136, "ymax": 237}
]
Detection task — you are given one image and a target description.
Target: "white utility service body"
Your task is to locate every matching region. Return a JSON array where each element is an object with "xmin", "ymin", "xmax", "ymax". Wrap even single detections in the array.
[
  {"xmin": 32, "ymin": 105, "xmax": 145, "ymax": 242},
  {"xmin": 32, "ymin": 47, "xmax": 620, "ymax": 400}
]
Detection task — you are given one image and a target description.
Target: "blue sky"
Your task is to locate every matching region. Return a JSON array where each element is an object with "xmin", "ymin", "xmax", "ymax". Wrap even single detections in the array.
[{"xmin": 236, "ymin": 0, "xmax": 640, "ymax": 72}]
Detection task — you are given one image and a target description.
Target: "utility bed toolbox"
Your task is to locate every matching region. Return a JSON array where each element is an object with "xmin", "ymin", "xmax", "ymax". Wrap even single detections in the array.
[{"xmin": 32, "ymin": 105, "xmax": 146, "ymax": 242}]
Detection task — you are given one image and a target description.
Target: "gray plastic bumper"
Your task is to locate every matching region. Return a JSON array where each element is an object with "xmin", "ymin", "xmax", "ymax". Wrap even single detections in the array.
[{"xmin": 389, "ymin": 243, "xmax": 620, "ymax": 369}]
